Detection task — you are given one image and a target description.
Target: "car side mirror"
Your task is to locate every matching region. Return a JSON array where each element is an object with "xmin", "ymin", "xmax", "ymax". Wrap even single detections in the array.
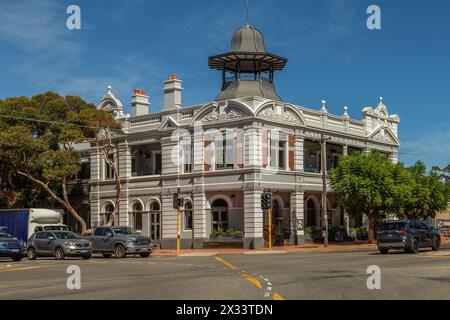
[
  {"xmin": 48, "ymin": 236, "xmax": 55, "ymax": 240},
  {"xmin": 105, "ymin": 232, "xmax": 112, "ymax": 237}
]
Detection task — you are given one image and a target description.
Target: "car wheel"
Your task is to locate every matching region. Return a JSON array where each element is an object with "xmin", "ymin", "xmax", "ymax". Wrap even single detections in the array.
[
  {"xmin": 114, "ymin": 244, "xmax": 126, "ymax": 259},
  {"xmin": 102, "ymin": 253, "xmax": 112, "ymax": 258},
  {"xmin": 27, "ymin": 247, "xmax": 37, "ymax": 260},
  {"xmin": 55, "ymin": 247, "xmax": 65, "ymax": 260},
  {"xmin": 11, "ymin": 254, "xmax": 23, "ymax": 262},
  {"xmin": 432, "ymin": 237, "xmax": 441, "ymax": 251},
  {"xmin": 140, "ymin": 253, "xmax": 150, "ymax": 258},
  {"xmin": 82, "ymin": 254, "xmax": 91, "ymax": 260},
  {"xmin": 379, "ymin": 249, "xmax": 389, "ymax": 255},
  {"xmin": 410, "ymin": 239, "xmax": 420, "ymax": 254}
]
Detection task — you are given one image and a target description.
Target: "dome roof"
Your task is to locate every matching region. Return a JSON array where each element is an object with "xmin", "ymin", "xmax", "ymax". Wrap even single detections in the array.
[{"xmin": 230, "ymin": 24, "xmax": 267, "ymax": 53}]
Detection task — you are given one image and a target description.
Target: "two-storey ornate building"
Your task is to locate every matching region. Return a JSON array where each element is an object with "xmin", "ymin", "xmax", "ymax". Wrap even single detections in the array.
[{"xmin": 87, "ymin": 24, "xmax": 400, "ymax": 249}]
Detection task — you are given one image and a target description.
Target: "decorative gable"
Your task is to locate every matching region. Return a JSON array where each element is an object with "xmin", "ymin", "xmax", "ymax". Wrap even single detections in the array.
[
  {"xmin": 158, "ymin": 116, "xmax": 179, "ymax": 131},
  {"xmin": 369, "ymin": 127, "xmax": 399, "ymax": 145}
]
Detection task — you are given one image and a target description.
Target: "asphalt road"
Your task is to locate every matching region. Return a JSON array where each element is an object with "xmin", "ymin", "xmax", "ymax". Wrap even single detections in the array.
[{"xmin": 1, "ymin": 247, "xmax": 450, "ymax": 300}]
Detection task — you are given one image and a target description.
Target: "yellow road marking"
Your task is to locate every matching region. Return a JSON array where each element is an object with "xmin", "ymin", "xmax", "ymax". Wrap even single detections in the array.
[
  {"xmin": 215, "ymin": 257, "xmax": 239, "ymax": 270},
  {"xmin": 0, "ymin": 266, "xmax": 43, "ymax": 273},
  {"xmin": 242, "ymin": 273, "xmax": 263, "ymax": 289},
  {"xmin": 273, "ymin": 292, "xmax": 285, "ymax": 300}
]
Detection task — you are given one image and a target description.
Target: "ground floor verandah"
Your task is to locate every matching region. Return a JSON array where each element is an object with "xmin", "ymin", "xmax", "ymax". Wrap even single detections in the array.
[{"xmin": 86, "ymin": 189, "xmax": 368, "ymax": 250}]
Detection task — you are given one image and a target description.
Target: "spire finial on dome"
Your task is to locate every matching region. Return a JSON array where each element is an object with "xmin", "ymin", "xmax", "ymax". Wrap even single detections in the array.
[{"xmin": 246, "ymin": 0, "xmax": 249, "ymax": 26}]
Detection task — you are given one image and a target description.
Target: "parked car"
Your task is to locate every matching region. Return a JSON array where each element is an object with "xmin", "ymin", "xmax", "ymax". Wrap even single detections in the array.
[
  {"xmin": 26, "ymin": 231, "xmax": 92, "ymax": 260},
  {"xmin": 377, "ymin": 220, "xmax": 441, "ymax": 254},
  {"xmin": 0, "ymin": 227, "xmax": 26, "ymax": 261},
  {"xmin": 84, "ymin": 226, "xmax": 153, "ymax": 258}
]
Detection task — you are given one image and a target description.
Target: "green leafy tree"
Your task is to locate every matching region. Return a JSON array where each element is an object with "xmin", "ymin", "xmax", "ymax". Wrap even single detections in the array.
[
  {"xmin": 0, "ymin": 92, "xmax": 121, "ymax": 232},
  {"xmin": 400, "ymin": 161, "xmax": 450, "ymax": 219},
  {"xmin": 329, "ymin": 151, "xmax": 399, "ymax": 243}
]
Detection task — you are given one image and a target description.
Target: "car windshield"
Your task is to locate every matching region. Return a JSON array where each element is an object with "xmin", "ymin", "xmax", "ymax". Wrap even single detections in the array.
[
  {"xmin": 53, "ymin": 232, "xmax": 80, "ymax": 240},
  {"xmin": 378, "ymin": 222, "xmax": 406, "ymax": 231},
  {"xmin": 0, "ymin": 232, "xmax": 13, "ymax": 239},
  {"xmin": 112, "ymin": 227, "xmax": 135, "ymax": 235}
]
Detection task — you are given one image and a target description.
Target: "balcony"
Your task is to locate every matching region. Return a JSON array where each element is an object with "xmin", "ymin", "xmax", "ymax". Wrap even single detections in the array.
[{"xmin": 131, "ymin": 144, "xmax": 162, "ymax": 177}]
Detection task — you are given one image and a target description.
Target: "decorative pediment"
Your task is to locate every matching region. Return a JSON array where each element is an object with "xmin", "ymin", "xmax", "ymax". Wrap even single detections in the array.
[
  {"xmin": 225, "ymin": 107, "xmax": 243, "ymax": 120},
  {"xmin": 202, "ymin": 108, "xmax": 219, "ymax": 123},
  {"xmin": 158, "ymin": 117, "xmax": 179, "ymax": 131},
  {"xmin": 255, "ymin": 103, "xmax": 306, "ymax": 127},
  {"xmin": 283, "ymin": 105, "xmax": 307, "ymax": 126},
  {"xmin": 369, "ymin": 127, "xmax": 399, "ymax": 145},
  {"xmin": 257, "ymin": 105, "xmax": 277, "ymax": 119}
]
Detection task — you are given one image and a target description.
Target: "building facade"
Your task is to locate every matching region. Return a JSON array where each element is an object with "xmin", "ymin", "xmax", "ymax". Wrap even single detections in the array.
[{"xmin": 86, "ymin": 24, "xmax": 400, "ymax": 249}]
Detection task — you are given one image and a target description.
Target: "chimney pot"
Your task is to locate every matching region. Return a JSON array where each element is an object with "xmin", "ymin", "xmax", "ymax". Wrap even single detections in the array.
[
  {"xmin": 131, "ymin": 89, "xmax": 150, "ymax": 117},
  {"xmin": 163, "ymin": 74, "xmax": 182, "ymax": 111}
]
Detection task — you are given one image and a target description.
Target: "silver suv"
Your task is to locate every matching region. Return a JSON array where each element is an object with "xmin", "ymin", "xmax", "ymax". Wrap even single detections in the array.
[{"xmin": 27, "ymin": 231, "xmax": 92, "ymax": 260}]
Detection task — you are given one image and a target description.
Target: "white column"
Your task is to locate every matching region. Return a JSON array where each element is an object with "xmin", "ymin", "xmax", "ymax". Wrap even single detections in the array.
[
  {"xmin": 343, "ymin": 145, "xmax": 348, "ymax": 156},
  {"xmin": 118, "ymin": 143, "xmax": 130, "ymax": 226},
  {"xmin": 193, "ymin": 124, "xmax": 204, "ymax": 172},
  {"xmin": 389, "ymin": 151, "xmax": 399, "ymax": 164},
  {"xmin": 89, "ymin": 149, "xmax": 101, "ymax": 227},
  {"xmin": 295, "ymin": 136, "xmax": 304, "ymax": 172},
  {"xmin": 161, "ymin": 137, "xmax": 180, "ymax": 175},
  {"xmin": 290, "ymin": 191, "xmax": 305, "ymax": 245},
  {"xmin": 193, "ymin": 192, "xmax": 208, "ymax": 249},
  {"xmin": 161, "ymin": 193, "xmax": 178, "ymax": 249},
  {"xmin": 246, "ymin": 128, "xmax": 261, "ymax": 166},
  {"xmin": 243, "ymin": 188, "xmax": 264, "ymax": 249}
]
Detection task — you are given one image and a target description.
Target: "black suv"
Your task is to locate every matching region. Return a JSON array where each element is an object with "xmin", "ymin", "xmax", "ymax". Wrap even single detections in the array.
[{"xmin": 377, "ymin": 220, "xmax": 441, "ymax": 254}]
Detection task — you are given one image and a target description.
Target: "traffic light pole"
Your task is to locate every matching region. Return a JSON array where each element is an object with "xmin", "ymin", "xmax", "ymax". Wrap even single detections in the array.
[{"xmin": 268, "ymin": 208, "xmax": 272, "ymax": 251}]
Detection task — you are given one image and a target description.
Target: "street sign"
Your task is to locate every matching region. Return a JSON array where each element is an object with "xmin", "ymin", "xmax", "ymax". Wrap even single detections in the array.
[{"xmin": 261, "ymin": 192, "xmax": 272, "ymax": 210}]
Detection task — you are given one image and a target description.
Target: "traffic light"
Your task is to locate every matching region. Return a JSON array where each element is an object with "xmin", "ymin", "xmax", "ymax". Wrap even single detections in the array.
[
  {"xmin": 173, "ymin": 194, "xmax": 184, "ymax": 209},
  {"xmin": 261, "ymin": 192, "xmax": 272, "ymax": 210}
]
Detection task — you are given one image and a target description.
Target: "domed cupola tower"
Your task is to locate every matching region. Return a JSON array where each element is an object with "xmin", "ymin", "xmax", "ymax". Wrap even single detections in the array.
[{"xmin": 208, "ymin": 24, "xmax": 287, "ymax": 101}]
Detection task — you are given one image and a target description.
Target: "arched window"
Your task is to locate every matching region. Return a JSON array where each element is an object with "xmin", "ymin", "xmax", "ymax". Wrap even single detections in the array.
[
  {"xmin": 131, "ymin": 202, "xmax": 143, "ymax": 231},
  {"xmin": 149, "ymin": 201, "xmax": 160, "ymax": 212},
  {"xmin": 211, "ymin": 199, "xmax": 229, "ymax": 231},
  {"xmin": 103, "ymin": 203, "xmax": 115, "ymax": 226},
  {"xmin": 184, "ymin": 201, "xmax": 193, "ymax": 230}
]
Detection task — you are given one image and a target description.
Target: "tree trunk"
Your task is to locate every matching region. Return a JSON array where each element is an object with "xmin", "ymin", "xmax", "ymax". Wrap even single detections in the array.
[
  {"xmin": 105, "ymin": 157, "xmax": 121, "ymax": 227},
  {"xmin": 367, "ymin": 213, "xmax": 375, "ymax": 244},
  {"xmin": 17, "ymin": 171, "xmax": 88, "ymax": 233}
]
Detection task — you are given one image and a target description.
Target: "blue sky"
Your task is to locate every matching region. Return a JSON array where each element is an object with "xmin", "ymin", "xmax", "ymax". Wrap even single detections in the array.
[{"xmin": 0, "ymin": 0, "xmax": 449, "ymax": 167}]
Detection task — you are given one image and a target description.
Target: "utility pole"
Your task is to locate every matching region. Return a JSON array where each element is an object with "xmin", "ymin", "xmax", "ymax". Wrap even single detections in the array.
[{"xmin": 320, "ymin": 134, "xmax": 331, "ymax": 247}]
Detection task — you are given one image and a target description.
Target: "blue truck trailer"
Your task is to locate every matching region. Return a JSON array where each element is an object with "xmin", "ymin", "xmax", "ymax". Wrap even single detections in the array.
[{"xmin": 0, "ymin": 209, "xmax": 68, "ymax": 243}]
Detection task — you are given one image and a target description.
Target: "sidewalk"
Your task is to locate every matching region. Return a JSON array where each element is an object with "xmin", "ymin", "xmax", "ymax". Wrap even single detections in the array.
[
  {"xmin": 152, "ymin": 241, "xmax": 381, "ymax": 257},
  {"xmin": 152, "ymin": 239, "xmax": 450, "ymax": 257}
]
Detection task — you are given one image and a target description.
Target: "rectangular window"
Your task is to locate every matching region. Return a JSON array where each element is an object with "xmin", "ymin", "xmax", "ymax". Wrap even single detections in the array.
[
  {"xmin": 183, "ymin": 142, "xmax": 193, "ymax": 173},
  {"xmin": 184, "ymin": 204, "xmax": 193, "ymax": 230},
  {"xmin": 215, "ymin": 137, "xmax": 234, "ymax": 170},
  {"xmin": 270, "ymin": 136, "xmax": 287, "ymax": 170},
  {"xmin": 105, "ymin": 154, "xmax": 114, "ymax": 179},
  {"xmin": 154, "ymin": 152, "xmax": 162, "ymax": 175}
]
